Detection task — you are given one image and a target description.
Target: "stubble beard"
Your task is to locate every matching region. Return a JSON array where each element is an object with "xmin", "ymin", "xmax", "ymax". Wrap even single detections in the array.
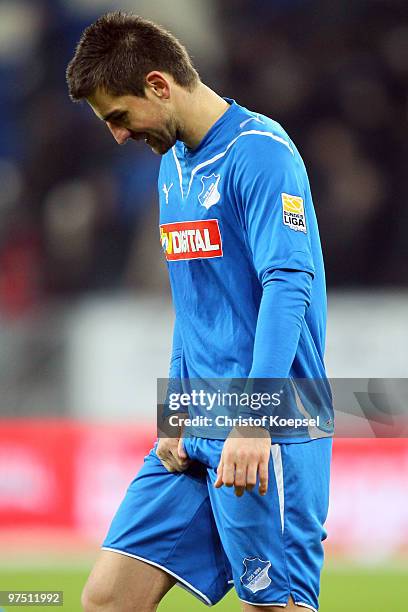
[{"xmin": 146, "ymin": 115, "xmax": 179, "ymax": 155}]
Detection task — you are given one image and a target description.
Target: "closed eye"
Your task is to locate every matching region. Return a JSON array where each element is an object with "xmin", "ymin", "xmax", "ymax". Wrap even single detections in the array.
[{"xmin": 103, "ymin": 110, "xmax": 128, "ymax": 125}]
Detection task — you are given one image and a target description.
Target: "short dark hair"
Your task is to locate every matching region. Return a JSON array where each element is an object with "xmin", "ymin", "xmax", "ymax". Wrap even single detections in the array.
[{"xmin": 66, "ymin": 11, "xmax": 200, "ymax": 101}]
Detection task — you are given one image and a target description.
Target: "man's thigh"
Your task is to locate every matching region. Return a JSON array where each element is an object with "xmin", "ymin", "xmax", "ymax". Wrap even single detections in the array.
[
  {"xmin": 206, "ymin": 437, "xmax": 332, "ymax": 612},
  {"xmin": 82, "ymin": 549, "xmax": 176, "ymax": 611},
  {"xmin": 101, "ymin": 444, "xmax": 232, "ymax": 606}
]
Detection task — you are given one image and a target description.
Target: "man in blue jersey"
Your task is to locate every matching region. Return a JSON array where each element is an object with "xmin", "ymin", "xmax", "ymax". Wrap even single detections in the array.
[{"xmin": 67, "ymin": 12, "xmax": 332, "ymax": 612}]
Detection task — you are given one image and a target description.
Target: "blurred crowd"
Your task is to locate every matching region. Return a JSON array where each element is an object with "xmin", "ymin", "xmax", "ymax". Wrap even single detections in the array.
[{"xmin": 0, "ymin": 0, "xmax": 407, "ymax": 320}]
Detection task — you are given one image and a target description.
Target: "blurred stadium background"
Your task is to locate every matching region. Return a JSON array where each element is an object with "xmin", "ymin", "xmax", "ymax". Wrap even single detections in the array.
[{"xmin": 0, "ymin": 0, "xmax": 407, "ymax": 610}]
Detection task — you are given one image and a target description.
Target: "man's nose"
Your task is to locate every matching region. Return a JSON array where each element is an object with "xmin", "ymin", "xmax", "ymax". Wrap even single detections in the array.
[{"xmin": 106, "ymin": 122, "xmax": 131, "ymax": 145}]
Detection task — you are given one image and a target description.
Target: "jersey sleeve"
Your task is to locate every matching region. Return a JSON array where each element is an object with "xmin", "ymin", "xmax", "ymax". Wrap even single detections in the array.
[
  {"xmin": 248, "ymin": 268, "xmax": 312, "ymax": 379},
  {"xmin": 233, "ymin": 136, "xmax": 315, "ymax": 422},
  {"xmin": 233, "ymin": 135, "xmax": 315, "ymax": 285}
]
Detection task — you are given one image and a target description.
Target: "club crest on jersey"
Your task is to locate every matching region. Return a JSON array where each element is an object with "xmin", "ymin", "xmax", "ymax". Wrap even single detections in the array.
[
  {"xmin": 198, "ymin": 174, "xmax": 221, "ymax": 210},
  {"xmin": 160, "ymin": 219, "xmax": 223, "ymax": 261},
  {"xmin": 240, "ymin": 557, "xmax": 272, "ymax": 593},
  {"xmin": 282, "ymin": 192, "xmax": 307, "ymax": 233}
]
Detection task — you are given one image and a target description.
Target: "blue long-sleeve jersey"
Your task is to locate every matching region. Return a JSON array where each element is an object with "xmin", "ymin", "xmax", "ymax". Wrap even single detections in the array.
[{"xmin": 159, "ymin": 99, "xmax": 333, "ymax": 440}]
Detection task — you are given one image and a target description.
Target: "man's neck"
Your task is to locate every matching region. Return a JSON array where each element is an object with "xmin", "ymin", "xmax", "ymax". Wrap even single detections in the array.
[{"xmin": 176, "ymin": 83, "xmax": 230, "ymax": 150}]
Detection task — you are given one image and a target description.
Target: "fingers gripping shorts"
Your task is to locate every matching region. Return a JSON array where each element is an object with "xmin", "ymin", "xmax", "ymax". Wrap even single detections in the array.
[{"xmin": 102, "ymin": 437, "xmax": 332, "ymax": 609}]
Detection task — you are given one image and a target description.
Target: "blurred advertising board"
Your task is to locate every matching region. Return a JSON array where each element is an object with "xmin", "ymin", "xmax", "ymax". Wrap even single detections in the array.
[{"xmin": 0, "ymin": 420, "xmax": 155, "ymax": 537}]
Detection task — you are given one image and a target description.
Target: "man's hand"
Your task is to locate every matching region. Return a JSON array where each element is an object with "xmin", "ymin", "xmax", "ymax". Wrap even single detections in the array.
[
  {"xmin": 156, "ymin": 426, "xmax": 191, "ymax": 473},
  {"xmin": 214, "ymin": 425, "xmax": 271, "ymax": 496}
]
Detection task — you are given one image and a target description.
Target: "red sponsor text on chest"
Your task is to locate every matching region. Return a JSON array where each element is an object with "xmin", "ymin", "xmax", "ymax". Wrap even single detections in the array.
[{"xmin": 160, "ymin": 219, "xmax": 223, "ymax": 261}]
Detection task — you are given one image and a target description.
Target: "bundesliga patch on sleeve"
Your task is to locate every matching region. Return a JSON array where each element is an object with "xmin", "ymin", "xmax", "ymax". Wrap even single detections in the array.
[
  {"xmin": 281, "ymin": 193, "xmax": 307, "ymax": 233},
  {"xmin": 160, "ymin": 219, "xmax": 223, "ymax": 261}
]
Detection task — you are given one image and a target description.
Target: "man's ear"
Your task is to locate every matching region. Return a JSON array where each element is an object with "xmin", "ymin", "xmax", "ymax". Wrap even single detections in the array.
[{"xmin": 145, "ymin": 71, "xmax": 170, "ymax": 100}]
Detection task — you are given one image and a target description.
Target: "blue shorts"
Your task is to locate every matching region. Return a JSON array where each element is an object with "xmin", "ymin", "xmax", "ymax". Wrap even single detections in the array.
[{"xmin": 102, "ymin": 437, "xmax": 332, "ymax": 610}]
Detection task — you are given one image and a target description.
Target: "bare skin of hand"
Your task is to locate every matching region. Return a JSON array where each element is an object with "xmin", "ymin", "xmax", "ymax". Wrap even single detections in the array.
[
  {"xmin": 214, "ymin": 426, "xmax": 271, "ymax": 496},
  {"xmin": 156, "ymin": 423, "xmax": 191, "ymax": 473}
]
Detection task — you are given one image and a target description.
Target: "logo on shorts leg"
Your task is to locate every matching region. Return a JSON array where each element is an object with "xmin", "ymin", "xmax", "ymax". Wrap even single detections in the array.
[{"xmin": 240, "ymin": 557, "xmax": 272, "ymax": 593}]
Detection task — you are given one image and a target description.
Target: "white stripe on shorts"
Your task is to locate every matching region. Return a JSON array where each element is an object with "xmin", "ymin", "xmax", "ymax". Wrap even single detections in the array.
[{"xmin": 271, "ymin": 444, "xmax": 285, "ymax": 533}]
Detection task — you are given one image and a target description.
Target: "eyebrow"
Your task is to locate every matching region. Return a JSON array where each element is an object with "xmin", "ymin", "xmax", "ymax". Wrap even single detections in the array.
[{"xmin": 102, "ymin": 109, "xmax": 127, "ymax": 122}]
